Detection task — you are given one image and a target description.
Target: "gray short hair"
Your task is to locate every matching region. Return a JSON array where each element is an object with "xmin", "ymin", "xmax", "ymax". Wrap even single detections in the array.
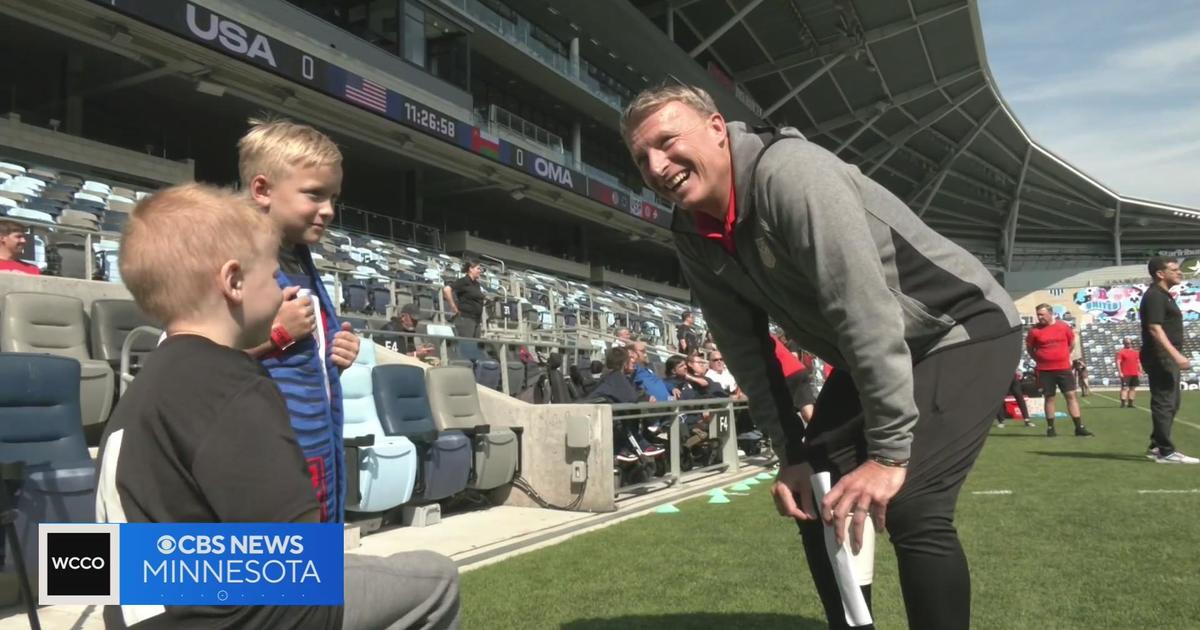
[{"xmin": 620, "ymin": 84, "xmax": 719, "ymax": 140}]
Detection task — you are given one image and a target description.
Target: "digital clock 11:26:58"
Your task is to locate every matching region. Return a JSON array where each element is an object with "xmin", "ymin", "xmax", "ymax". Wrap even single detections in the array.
[{"xmin": 403, "ymin": 102, "xmax": 456, "ymax": 139}]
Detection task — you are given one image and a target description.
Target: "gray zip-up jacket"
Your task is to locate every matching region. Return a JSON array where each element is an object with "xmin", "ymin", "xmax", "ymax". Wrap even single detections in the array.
[{"xmin": 673, "ymin": 122, "xmax": 1020, "ymax": 465}]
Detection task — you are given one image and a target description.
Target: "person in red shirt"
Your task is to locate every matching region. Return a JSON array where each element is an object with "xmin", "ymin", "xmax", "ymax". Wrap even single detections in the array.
[
  {"xmin": 0, "ymin": 220, "xmax": 41, "ymax": 275},
  {"xmin": 1115, "ymin": 338, "xmax": 1142, "ymax": 408},
  {"xmin": 772, "ymin": 334, "xmax": 815, "ymax": 423},
  {"xmin": 1025, "ymin": 304, "xmax": 1093, "ymax": 437}
]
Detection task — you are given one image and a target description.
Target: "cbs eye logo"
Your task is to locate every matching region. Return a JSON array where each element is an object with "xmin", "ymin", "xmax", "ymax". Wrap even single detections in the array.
[{"xmin": 157, "ymin": 535, "xmax": 177, "ymax": 554}]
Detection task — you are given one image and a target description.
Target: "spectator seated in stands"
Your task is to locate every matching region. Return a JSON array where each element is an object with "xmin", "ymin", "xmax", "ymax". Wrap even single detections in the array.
[
  {"xmin": 704, "ymin": 348, "xmax": 740, "ymax": 396},
  {"xmin": 95, "ymin": 183, "xmax": 460, "ymax": 630},
  {"xmin": 589, "ymin": 346, "xmax": 665, "ymax": 462},
  {"xmin": 382, "ymin": 302, "xmax": 439, "ymax": 365},
  {"xmin": 631, "ymin": 340, "xmax": 677, "ymax": 438},
  {"xmin": 612, "ymin": 326, "xmax": 632, "ymax": 346},
  {"xmin": 0, "ymin": 220, "xmax": 40, "ymax": 275}
]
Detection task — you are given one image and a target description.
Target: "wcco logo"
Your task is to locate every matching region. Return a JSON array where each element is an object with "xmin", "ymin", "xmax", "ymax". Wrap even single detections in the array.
[{"xmin": 39, "ymin": 524, "xmax": 121, "ymax": 605}]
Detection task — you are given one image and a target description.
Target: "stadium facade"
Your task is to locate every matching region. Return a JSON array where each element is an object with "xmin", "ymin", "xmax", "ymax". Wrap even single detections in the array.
[{"xmin": 2, "ymin": 0, "xmax": 1197, "ymax": 295}]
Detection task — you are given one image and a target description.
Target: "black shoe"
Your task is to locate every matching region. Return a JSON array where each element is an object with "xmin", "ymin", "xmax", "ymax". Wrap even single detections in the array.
[
  {"xmin": 1047, "ymin": 427, "xmax": 1057, "ymax": 438},
  {"xmin": 1074, "ymin": 426, "xmax": 1094, "ymax": 437}
]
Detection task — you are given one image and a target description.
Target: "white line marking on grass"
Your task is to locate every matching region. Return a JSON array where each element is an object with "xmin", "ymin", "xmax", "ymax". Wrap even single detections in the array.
[
  {"xmin": 1137, "ymin": 489, "xmax": 1200, "ymax": 494},
  {"xmin": 1095, "ymin": 393, "xmax": 1200, "ymax": 431},
  {"xmin": 971, "ymin": 490, "xmax": 1013, "ymax": 495}
]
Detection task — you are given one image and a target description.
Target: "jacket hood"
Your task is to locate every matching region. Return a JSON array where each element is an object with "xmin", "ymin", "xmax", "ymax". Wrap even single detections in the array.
[{"xmin": 671, "ymin": 122, "xmax": 806, "ymax": 234}]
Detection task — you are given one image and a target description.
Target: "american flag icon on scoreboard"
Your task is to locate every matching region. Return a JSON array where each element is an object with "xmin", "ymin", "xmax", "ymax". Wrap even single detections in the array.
[{"xmin": 344, "ymin": 74, "xmax": 388, "ymax": 113}]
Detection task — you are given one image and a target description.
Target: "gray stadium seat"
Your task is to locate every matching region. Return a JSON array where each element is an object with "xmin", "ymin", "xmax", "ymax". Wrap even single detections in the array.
[
  {"xmin": 0, "ymin": 354, "xmax": 97, "ymax": 594},
  {"xmin": 425, "ymin": 366, "xmax": 518, "ymax": 491},
  {"xmin": 89, "ymin": 299, "xmax": 156, "ymax": 371},
  {"xmin": 372, "ymin": 364, "xmax": 470, "ymax": 502},
  {"xmin": 0, "ymin": 293, "xmax": 114, "ymax": 429}
]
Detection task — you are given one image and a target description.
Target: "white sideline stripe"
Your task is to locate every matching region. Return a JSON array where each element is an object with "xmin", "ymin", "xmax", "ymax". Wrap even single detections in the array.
[
  {"xmin": 1094, "ymin": 393, "xmax": 1200, "ymax": 431},
  {"xmin": 971, "ymin": 490, "xmax": 1013, "ymax": 495},
  {"xmin": 1137, "ymin": 489, "xmax": 1200, "ymax": 494}
]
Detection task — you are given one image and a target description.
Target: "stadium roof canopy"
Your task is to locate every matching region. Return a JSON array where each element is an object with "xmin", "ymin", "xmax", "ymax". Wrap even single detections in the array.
[{"xmin": 624, "ymin": 0, "xmax": 1200, "ymax": 269}]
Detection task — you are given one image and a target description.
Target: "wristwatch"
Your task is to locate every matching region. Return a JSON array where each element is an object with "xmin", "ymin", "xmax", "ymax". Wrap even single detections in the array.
[
  {"xmin": 270, "ymin": 324, "xmax": 296, "ymax": 352},
  {"xmin": 870, "ymin": 455, "xmax": 909, "ymax": 468}
]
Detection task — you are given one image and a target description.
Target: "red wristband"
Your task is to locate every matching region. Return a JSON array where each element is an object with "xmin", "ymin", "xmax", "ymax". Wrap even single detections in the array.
[{"xmin": 271, "ymin": 324, "xmax": 296, "ymax": 352}]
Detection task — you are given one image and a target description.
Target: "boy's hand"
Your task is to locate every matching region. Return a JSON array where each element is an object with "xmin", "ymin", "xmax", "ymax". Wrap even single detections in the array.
[
  {"xmin": 331, "ymin": 322, "xmax": 360, "ymax": 369},
  {"xmin": 276, "ymin": 286, "xmax": 316, "ymax": 341}
]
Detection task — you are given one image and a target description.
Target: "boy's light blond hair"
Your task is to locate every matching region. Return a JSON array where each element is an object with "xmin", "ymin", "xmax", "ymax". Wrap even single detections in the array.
[
  {"xmin": 237, "ymin": 116, "xmax": 343, "ymax": 186},
  {"xmin": 119, "ymin": 183, "xmax": 279, "ymax": 324}
]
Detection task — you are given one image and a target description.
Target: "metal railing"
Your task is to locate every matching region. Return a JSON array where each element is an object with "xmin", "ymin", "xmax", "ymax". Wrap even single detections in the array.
[
  {"xmin": 331, "ymin": 204, "xmax": 443, "ymax": 251},
  {"xmin": 353, "ymin": 328, "xmax": 753, "ymax": 498},
  {"xmin": 487, "ymin": 105, "xmax": 565, "ymax": 155},
  {"xmin": 447, "ymin": 0, "xmax": 629, "ymax": 109},
  {"xmin": 603, "ymin": 397, "xmax": 747, "ymax": 496}
]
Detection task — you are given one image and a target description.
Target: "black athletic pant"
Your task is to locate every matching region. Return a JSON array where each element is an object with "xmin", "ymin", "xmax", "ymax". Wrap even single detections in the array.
[
  {"xmin": 795, "ymin": 331, "xmax": 1021, "ymax": 630},
  {"xmin": 995, "ymin": 375, "xmax": 1030, "ymax": 422},
  {"xmin": 1145, "ymin": 359, "xmax": 1181, "ymax": 455}
]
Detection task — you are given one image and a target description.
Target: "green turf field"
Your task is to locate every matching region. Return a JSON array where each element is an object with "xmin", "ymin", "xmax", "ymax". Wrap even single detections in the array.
[{"xmin": 461, "ymin": 391, "xmax": 1200, "ymax": 629}]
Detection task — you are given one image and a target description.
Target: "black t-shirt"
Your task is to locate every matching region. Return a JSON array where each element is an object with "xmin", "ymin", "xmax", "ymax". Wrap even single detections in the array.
[
  {"xmin": 96, "ymin": 335, "xmax": 342, "ymax": 630},
  {"xmin": 1140, "ymin": 284, "xmax": 1184, "ymax": 365},
  {"xmin": 449, "ymin": 276, "xmax": 484, "ymax": 319},
  {"xmin": 676, "ymin": 324, "xmax": 700, "ymax": 352},
  {"xmin": 382, "ymin": 319, "xmax": 418, "ymax": 354}
]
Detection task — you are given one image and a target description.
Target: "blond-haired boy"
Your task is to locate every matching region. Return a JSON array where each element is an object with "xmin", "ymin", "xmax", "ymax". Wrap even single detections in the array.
[
  {"xmin": 95, "ymin": 183, "xmax": 344, "ymax": 628},
  {"xmin": 239, "ymin": 117, "xmax": 359, "ymax": 524}
]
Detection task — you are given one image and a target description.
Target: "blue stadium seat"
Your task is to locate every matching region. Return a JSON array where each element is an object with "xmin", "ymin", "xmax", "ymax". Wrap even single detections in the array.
[
  {"xmin": 0, "ymin": 354, "xmax": 96, "ymax": 593},
  {"xmin": 341, "ymin": 342, "xmax": 417, "ymax": 514},
  {"xmin": 372, "ymin": 364, "xmax": 470, "ymax": 502}
]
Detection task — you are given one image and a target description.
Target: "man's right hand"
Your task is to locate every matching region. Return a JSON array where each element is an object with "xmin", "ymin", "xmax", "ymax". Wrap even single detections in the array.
[
  {"xmin": 1177, "ymin": 356, "xmax": 1192, "ymax": 370},
  {"xmin": 275, "ymin": 286, "xmax": 316, "ymax": 341},
  {"xmin": 771, "ymin": 462, "xmax": 818, "ymax": 521}
]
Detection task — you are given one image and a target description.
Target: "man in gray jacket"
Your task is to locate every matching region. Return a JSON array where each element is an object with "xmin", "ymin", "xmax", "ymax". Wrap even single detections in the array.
[{"xmin": 623, "ymin": 84, "xmax": 1022, "ymax": 629}]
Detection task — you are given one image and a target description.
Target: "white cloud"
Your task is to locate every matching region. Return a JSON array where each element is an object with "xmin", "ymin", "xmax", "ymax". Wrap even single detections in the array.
[{"xmin": 981, "ymin": 1, "xmax": 1200, "ymax": 207}]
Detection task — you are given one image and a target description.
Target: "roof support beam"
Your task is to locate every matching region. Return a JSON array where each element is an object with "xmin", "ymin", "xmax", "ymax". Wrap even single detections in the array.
[
  {"xmin": 1113, "ymin": 200, "xmax": 1123, "ymax": 265},
  {"xmin": 688, "ymin": 0, "xmax": 766, "ymax": 58},
  {"xmin": 735, "ymin": 3, "xmax": 968, "ymax": 81},
  {"xmin": 1003, "ymin": 145, "xmax": 1031, "ymax": 271},
  {"xmin": 911, "ymin": 105, "xmax": 1001, "ymax": 216},
  {"xmin": 762, "ymin": 51, "xmax": 848, "ymax": 116},
  {"xmin": 862, "ymin": 82, "xmax": 988, "ymax": 175},
  {"xmin": 835, "ymin": 108, "xmax": 887, "ymax": 155},
  {"xmin": 642, "ymin": 0, "xmax": 705, "ymax": 19},
  {"xmin": 803, "ymin": 67, "xmax": 980, "ymax": 138}
]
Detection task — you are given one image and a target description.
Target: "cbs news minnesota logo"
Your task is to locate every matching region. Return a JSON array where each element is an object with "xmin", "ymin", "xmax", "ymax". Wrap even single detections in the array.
[{"xmin": 38, "ymin": 523, "xmax": 343, "ymax": 606}]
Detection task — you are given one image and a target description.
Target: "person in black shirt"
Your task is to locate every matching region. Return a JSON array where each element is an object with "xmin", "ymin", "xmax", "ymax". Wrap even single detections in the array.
[
  {"xmin": 443, "ymin": 260, "xmax": 485, "ymax": 339},
  {"xmin": 96, "ymin": 184, "xmax": 460, "ymax": 629},
  {"xmin": 1140, "ymin": 256, "xmax": 1198, "ymax": 464},
  {"xmin": 676, "ymin": 311, "xmax": 701, "ymax": 354}
]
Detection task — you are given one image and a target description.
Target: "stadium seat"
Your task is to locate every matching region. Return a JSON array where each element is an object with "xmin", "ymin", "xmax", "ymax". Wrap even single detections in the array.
[
  {"xmin": 425, "ymin": 366, "xmax": 518, "ymax": 491},
  {"xmin": 341, "ymin": 342, "xmax": 417, "ymax": 514},
  {"xmin": 0, "ymin": 354, "xmax": 97, "ymax": 593},
  {"xmin": 504, "ymin": 359, "xmax": 526, "ymax": 396},
  {"xmin": 372, "ymin": 364, "xmax": 470, "ymax": 502},
  {"xmin": 0, "ymin": 293, "xmax": 114, "ymax": 429},
  {"xmin": 89, "ymin": 300, "xmax": 157, "ymax": 372}
]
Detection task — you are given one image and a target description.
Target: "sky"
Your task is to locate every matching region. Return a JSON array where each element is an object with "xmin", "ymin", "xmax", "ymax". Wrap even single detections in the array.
[{"xmin": 978, "ymin": 0, "xmax": 1200, "ymax": 208}]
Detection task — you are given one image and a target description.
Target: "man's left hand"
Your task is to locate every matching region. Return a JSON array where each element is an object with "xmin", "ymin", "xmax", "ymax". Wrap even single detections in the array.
[
  {"xmin": 821, "ymin": 459, "xmax": 907, "ymax": 554},
  {"xmin": 331, "ymin": 322, "xmax": 361, "ymax": 369}
]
